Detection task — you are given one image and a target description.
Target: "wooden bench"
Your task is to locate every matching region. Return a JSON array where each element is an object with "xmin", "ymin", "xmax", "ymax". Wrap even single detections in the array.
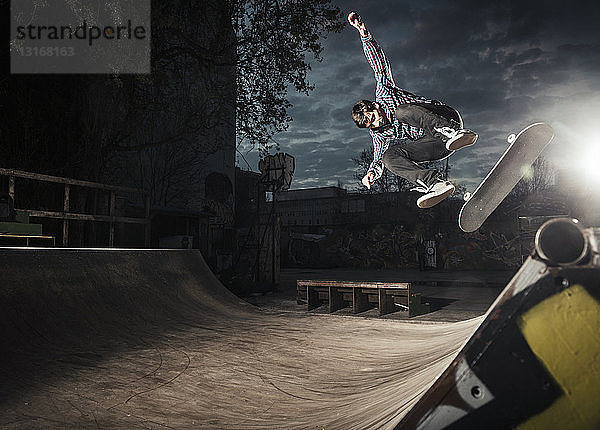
[{"xmin": 297, "ymin": 279, "xmax": 430, "ymax": 317}]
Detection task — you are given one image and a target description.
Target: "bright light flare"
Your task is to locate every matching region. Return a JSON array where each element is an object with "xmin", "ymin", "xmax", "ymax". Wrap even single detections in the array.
[{"xmin": 580, "ymin": 143, "xmax": 600, "ymax": 184}]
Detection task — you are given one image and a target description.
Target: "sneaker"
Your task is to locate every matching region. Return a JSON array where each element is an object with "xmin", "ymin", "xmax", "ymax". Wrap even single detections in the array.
[
  {"xmin": 412, "ymin": 180, "xmax": 455, "ymax": 208},
  {"xmin": 445, "ymin": 129, "xmax": 478, "ymax": 151}
]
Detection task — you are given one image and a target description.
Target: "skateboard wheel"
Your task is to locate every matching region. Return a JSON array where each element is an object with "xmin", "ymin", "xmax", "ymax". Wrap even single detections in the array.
[
  {"xmin": 507, "ymin": 133, "xmax": 516, "ymax": 144},
  {"xmin": 463, "ymin": 192, "xmax": 471, "ymax": 201}
]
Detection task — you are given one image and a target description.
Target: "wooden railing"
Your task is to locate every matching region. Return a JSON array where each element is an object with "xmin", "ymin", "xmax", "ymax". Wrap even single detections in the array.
[{"xmin": 0, "ymin": 168, "xmax": 150, "ymax": 247}]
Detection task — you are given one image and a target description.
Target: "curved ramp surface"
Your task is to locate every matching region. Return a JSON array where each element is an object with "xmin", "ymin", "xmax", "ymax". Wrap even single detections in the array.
[{"xmin": 0, "ymin": 249, "xmax": 480, "ymax": 429}]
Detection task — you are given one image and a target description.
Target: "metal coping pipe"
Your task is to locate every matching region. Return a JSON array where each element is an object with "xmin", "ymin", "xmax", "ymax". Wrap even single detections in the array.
[{"xmin": 534, "ymin": 218, "xmax": 588, "ymax": 266}]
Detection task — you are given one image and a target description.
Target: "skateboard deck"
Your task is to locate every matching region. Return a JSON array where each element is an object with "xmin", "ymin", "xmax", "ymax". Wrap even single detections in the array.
[{"xmin": 458, "ymin": 122, "xmax": 555, "ymax": 232}]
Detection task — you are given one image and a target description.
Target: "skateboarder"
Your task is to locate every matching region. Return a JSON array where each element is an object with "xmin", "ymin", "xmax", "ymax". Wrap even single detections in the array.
[{"xmin": 348, "ymin": 12, "xmax": 478, "ymax": 208}]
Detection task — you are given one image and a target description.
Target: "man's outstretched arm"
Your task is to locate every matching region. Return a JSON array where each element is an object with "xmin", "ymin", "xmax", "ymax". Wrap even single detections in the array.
[
  {"xmin": 362, "ymin": 133, "xmax": 389, "ymax": 189},
  {"xmin": 347, "ymin": 12, "xmax": 395, "ymax": 88}
]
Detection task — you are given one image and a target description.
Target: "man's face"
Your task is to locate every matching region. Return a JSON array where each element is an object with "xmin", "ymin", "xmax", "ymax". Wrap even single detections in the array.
[{"xmin": 364, "ymin": 106, "xmax": 386, "ymax": 129}]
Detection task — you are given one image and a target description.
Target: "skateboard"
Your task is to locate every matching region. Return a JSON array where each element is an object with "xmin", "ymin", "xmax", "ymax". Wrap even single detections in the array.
[{"xmin": 458, "ymin": 122, "xmax": 555, "ymax": 232}]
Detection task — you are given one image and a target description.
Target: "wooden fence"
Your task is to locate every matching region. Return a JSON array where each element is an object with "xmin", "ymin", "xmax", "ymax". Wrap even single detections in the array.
[{"xmin": 0, "ymin": 168, "xmax": 150, "ymax": 247}]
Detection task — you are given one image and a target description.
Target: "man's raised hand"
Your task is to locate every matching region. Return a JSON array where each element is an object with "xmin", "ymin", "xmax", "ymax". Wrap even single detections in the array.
[
  {"xmin": 347, "ymin": 12, "xmax": 368, "ymax": 37},
  {"xmin": 361, "ymin": 172, "xmax": 375, "ymax": 189}
]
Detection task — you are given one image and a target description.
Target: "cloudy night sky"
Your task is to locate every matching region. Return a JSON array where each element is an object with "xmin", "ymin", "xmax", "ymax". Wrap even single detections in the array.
[{"xmin": 237, "ymin": 0, "xmax": 600, "ymax": 192}]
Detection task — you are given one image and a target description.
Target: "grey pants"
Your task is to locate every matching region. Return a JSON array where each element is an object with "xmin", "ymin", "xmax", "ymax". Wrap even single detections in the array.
[{"xmin": 382, "ymin": 103, "xmax": 460, "ymax": 186}]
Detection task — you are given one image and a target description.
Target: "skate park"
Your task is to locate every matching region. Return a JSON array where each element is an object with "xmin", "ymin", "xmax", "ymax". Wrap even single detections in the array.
[
  {"xmin": 2, "ymin": 217, "xmax": 599, "ymax": 429},
  {"xmin": 0, "ymin": 247, "xmax": 483, "ymax": 429},
  {"xmin": 6, "ymin": 0, "xmax": 600, "ymax": 428}
]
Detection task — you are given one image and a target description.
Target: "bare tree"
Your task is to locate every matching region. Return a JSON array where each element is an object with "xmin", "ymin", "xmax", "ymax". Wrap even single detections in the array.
[
  {"xmin": 232, "ymin": 0, "xmax": 344, "ymax": 156},
  {"xmin": 3, "ymin": 0, "xmax": 344, "ymax": 200}
]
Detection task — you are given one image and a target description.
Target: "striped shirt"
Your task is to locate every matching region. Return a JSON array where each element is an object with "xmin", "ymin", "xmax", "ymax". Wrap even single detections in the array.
[{"xmin": 362, "ymin": 31, "xmax": 433, "ymax": 181}]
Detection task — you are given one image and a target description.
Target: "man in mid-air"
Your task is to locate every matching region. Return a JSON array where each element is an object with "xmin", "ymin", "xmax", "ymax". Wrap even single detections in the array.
[{"xmin": 348, "ymin": 11, "xmax": 478, "ymax": 208}]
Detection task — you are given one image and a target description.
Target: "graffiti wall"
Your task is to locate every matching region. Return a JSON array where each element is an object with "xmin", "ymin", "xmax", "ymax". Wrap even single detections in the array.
[
  {"xmin": 437, "ymin": 223, "xmax": 522, "ymax": 270},
  {"xmin": 283, "ymin": 220, "xmax": 523, "ymax": 270},
  {"xmin": 284, "ymin": 224, "xmax": 419, "ymax": 269}
]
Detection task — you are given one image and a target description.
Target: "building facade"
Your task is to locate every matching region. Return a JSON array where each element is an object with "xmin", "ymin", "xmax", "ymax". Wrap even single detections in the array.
[{"xmin": 271, "ymin": 186, "xmax": 418, "ymax": 227}]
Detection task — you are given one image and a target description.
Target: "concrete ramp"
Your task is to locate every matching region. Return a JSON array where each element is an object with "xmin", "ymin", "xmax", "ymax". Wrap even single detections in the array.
[
  {"xmin": 1, "ymin": 248, "xmax": 480, "ymax": 429},
  {"xmin": 2, "ymin": 220, "xmax": 598, "ymax": 429},
  {"xmin": 1, "ymin": 249, "xmax": 252, "ymax": 353}
]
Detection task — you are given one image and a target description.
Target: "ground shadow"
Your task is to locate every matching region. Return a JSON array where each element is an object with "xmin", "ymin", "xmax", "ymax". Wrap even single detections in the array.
[{"xmin": 421, "ymin": 296, "xmax": 458, "ymax": 312}]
